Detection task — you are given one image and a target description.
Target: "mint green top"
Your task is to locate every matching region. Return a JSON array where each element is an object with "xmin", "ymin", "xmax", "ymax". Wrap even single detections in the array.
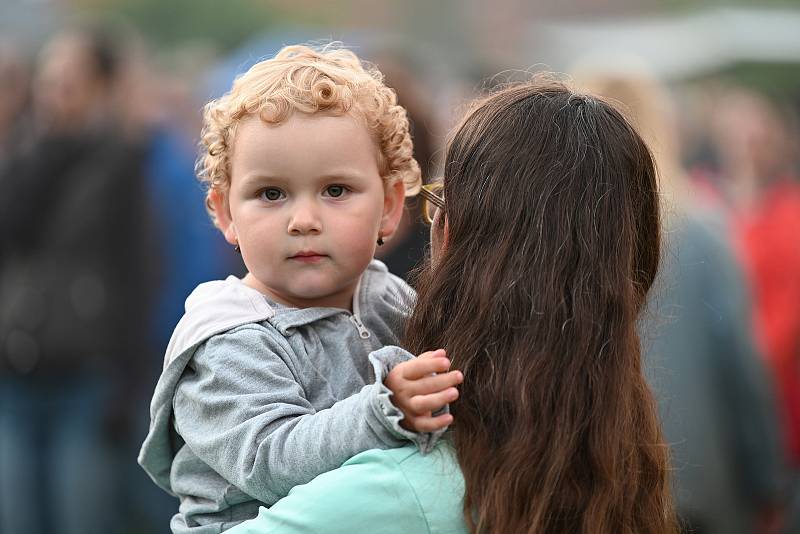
[{"xmin": 227, "ymin": 443, "xmax": 467, "ymax": 534}]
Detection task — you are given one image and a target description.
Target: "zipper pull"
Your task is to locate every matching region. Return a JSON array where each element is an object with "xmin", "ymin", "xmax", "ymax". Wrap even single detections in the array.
[{"xmin": 350, "ymin": 314, "xmax": 371, "ymax": 339}]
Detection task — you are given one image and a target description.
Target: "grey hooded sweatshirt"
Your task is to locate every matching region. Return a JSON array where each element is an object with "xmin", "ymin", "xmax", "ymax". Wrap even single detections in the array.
[{"xmin": 138, "ymin": 260, "xmax": 433, "ymax": 533}]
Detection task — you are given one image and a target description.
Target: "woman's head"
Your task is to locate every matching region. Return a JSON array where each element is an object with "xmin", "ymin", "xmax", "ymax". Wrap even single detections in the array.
[
  {"xmin": 408, "ymin": 77, "xmax": 674, "ymax": 533},
  {"xmin": 198, "ymin": 44, "xmax": 421, "ymax": 227},
  {"xmin": 430, "ymin": 77, "xmax": 660, "ymax": 302}
]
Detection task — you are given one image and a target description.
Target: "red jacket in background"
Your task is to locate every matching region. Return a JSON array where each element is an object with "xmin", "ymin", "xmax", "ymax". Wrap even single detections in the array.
[{"xmin": 735, "ymin": 180, "xmax": 800, "ymax": 465}]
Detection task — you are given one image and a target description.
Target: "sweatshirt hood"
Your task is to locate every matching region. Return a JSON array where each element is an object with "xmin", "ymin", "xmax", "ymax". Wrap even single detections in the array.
[{"xmin": 162, "ymin": 276, "xmax": 277, "ymax": 368}]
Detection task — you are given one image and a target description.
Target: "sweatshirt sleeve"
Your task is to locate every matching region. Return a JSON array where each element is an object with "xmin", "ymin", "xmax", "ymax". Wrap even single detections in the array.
[
  {"xmin": 172, "ymin": 326, "xmax": 413, "ymax": 505},
  {"xmin": 225, "ymin": 449, "xmax": 430, "ymax": 534}
]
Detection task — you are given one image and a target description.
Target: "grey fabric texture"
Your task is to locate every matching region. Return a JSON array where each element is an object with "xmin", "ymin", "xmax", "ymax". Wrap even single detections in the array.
[{"xmin": 138, "ymin": 260, "xmax": 441, "ymax": 533}]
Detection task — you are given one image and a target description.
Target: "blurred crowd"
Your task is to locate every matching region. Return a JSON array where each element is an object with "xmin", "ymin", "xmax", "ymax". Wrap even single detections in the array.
[
  {"xmin": 0, "ymin": 26, "xmax": 240, "ymax": 533},
  {"xmin": 0, "ymin": 21, "xmax": 799, "ymax": 534}
]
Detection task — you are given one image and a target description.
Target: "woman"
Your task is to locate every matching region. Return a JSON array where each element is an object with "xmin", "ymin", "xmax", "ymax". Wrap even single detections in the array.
[{"xmin": 230, "ymin": 77, "xmax": 677, "ymax": 534}]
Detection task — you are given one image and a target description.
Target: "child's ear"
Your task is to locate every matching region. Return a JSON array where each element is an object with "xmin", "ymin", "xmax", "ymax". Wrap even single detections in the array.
[
  {"xmin": 208, "ymin": 189, "xmax": 238, "ymax": 246},
  {"xmin": 379, "ymin": 179, "xmax": 407, "ymax": 239}
]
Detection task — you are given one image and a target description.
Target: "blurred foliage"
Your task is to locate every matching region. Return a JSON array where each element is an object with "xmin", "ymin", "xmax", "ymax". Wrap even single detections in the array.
[
  {"xmin": 685, "ymin": 62, "xmax": 800, "ymax": 102},
  {"xmin": 76, "ymin": 0, "xmax": 300, "ymax": 52},
  {"xmin": 715, "ymin": 62, "xmax": 800, "ymax": 101},
  {"xmin": 661, "ymin": 0, "xmax": 800, "ymax": 11}
]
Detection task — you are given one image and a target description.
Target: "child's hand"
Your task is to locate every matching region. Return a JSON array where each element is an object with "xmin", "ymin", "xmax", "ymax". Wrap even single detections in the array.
[{"xmin": 384, "ymin": 349, "xmax": 463, "ymax": 433}]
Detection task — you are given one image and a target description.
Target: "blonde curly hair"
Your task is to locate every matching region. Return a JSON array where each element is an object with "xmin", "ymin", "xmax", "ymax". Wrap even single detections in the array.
[{"xmin": 197, "ymin": 44, "xmax": 422, "ymax": 226}]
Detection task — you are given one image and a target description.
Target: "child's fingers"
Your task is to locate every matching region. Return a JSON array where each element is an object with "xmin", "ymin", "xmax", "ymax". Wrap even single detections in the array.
[
  {"xmin": 417, "ymin": 349, "xmax": 446, "ymax": 360},
  {"xmin": 408, "ymin": 412, "xmax": 454, "ymax": 433},
  {"xmin": 404, "ymin": 370, "xmax": 463, "ymax": 396},
  {"xmin": 408, "ymin": 387, "xmax": 460, "ymax": 415},
  {"xmin": 401, "ymin": 356, "xmax": 451, "ymax": 380}
]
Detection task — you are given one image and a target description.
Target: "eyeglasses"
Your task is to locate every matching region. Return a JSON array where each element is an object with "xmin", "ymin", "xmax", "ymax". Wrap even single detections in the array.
[{"xmin": 419, "ymin": 180, "xmax": 444, "ymax": 225}]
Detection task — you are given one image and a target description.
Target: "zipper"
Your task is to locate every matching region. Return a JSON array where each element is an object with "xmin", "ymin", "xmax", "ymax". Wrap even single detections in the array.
[
  {"xmin": 350, "ymin": 314, "xmax": 371, "ymax": 339},
  {"xmin": 350, "ymin": 274, "xmax": 371, "ymax": 339}
]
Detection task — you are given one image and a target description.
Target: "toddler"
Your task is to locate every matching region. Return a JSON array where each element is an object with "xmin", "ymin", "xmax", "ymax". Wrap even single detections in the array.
[{"xmin": 138, "ymin": 45, "xmax": 462, "ymax": 533}]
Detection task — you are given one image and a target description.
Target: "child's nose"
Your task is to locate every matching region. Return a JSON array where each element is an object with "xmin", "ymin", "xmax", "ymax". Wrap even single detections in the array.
[{"xmin": 287, "ymin": 202, "xmax": 322, "ymax": 235}]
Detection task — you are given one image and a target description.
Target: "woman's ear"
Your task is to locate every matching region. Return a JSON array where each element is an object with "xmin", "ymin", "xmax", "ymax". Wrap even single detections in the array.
[
  {"xmin": 430, "ymin": 209, "xmax": 448, "ymax": 263},
  {"xmin": 379, "ymin": 179, "xmax": 407, "ymax": 240},
  {"xmin": 208, "ymin": 189, "xmax": 238, "ymax": 246}
]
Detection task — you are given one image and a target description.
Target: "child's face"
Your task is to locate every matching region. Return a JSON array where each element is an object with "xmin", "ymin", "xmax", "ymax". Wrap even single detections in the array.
[{"xmin": 213, "ymin": 112, "xmax": 404, "ymax": 310}]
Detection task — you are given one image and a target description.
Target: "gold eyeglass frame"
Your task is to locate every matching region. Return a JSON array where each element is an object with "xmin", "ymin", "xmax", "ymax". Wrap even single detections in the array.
[{"xmin": 418, "ymin": 181, "xmax": 444, "ymax": 225}]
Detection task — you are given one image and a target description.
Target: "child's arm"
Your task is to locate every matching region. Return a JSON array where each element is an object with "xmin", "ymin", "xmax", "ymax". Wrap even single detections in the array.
[{"xmin": 172, "ymin": 326, "xmax": 455, "ymax": 507}]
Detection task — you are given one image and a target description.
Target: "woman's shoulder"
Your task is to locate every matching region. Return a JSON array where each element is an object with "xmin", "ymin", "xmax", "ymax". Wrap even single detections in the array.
[
  {"xmin": 374, "ymin": 444, "xmax": 466, "ymax": 530},
  {"xmin": 229, "ymin": 444, "xmax": 466, "ymax": 534},
  {"xmin": 359, "ymin": 443, "xmax": 461, "ymax": 479},
  {"xmin": 320, "ymin": 443, "xmax": 464, "ymax": 502},
  {"xmin": 325, "ymin": 445, "xmax": 467, "ymax": 533}
]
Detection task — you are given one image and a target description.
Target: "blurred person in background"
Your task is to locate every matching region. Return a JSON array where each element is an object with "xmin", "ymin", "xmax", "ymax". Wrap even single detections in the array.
[
  {"xmin": 710, "ymin": 89, "xmax": 800, "ymax": 477},
  {"xmin": 0, "ymin": 26, "xmax": 154, "ymax": 533},
  {"xmin": 123, "ymin": 43, "xmax": 243, "ymax": 530},
  {"xmin": 576, "ymin": 67, "xmax": 785, "ymax": 534},
  {"xmin": 140, "ymin": 44, "xmax": 243, "ymax": 356},
  {"xmin": 0, "ymin": 41, "xmax": 32, "ymax": 162}
]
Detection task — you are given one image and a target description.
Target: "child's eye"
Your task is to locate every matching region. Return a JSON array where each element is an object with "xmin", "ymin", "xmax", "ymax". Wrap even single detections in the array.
[
  {"xmin": 259, "ymin": 188, "xmax": 285, "ymax": 202},
  {"xmin": 324, "ymin": 185, "xmax": 348, "ymax": 198}
]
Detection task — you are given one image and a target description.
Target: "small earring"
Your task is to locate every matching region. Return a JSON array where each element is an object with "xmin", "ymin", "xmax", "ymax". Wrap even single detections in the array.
[
  {"xmin": 377, "ymin": 236, "xmax": 385, "ymax": 246},
  {"xmin": 234, "ymin": 243, "xmax": 241, "ymax": 253}
]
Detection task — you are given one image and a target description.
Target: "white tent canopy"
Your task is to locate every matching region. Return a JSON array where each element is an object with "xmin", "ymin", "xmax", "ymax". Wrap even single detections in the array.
[{"xmin": 529, "ymin": 7, "xmax": 800, "ymax": 79}]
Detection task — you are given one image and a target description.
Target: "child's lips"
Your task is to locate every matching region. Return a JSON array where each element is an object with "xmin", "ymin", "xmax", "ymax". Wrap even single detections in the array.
[{"xmin": 289, "ymin": 251, "xmax": 328, "ymax": 263}]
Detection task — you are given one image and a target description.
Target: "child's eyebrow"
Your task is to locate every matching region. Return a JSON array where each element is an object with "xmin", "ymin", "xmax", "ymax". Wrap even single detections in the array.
[
  {"xmin": 317, "ymin": 171, "xmax": 373, "ymax": 182},
  {"xmin": 238, "ymin": 170, "xmax": 377, "ymax": 188},
  {"xmin": 239, "ymin": 174, "xmax": 288, "ymax": 187}
]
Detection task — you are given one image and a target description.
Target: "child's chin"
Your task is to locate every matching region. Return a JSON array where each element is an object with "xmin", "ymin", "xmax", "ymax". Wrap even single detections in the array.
[{"xmin": 287, "ymin": 283, "xmax": 340, "ymax": 301}]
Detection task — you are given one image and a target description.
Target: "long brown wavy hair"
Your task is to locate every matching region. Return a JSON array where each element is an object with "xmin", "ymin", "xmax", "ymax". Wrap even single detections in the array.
[{"xmin": 405, "ymin": 78, "xmax": 677, "ymax": 534}]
